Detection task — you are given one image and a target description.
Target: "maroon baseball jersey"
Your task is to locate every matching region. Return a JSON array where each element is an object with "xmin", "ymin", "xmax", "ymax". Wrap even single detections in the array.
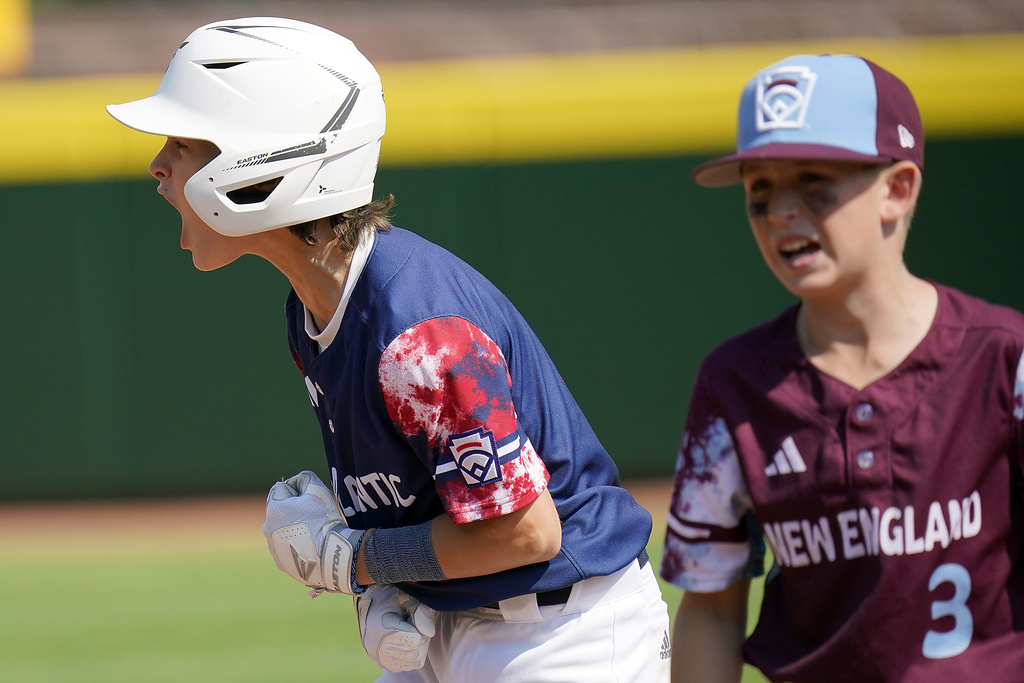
[{"xmin": 662, "ymin": 284, "xmax": 1024, "ymax": 682}]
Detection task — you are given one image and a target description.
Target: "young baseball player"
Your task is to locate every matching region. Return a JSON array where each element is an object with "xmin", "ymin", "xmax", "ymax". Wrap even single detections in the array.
[
  {"xmin": 107, "ymin": 17, "xmax": 670, "ymax": 682},
  {"xmin": 661, "ymin": 54, "xmax": 1024, "ymax": 682}
]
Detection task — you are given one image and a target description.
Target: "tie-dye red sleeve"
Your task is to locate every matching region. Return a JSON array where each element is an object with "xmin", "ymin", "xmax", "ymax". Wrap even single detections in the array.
[{"xmin": 379, "ymin": 316, "xmax": 550, "ymax": 524}]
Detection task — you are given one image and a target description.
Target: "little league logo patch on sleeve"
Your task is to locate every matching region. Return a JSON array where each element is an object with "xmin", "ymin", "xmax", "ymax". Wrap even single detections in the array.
[
  {"xmin": 447, "ymin": 428, "xmax": 503, "ymax": 487},
  {"xmin": 756, "ymin": 66, "xmax": 817, "ymax": 132}
]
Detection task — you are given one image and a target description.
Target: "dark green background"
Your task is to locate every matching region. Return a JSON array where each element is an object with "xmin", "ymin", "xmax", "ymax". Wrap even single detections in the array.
[{"xmin": 4, "ymin": 137, "xmax": 1021, "ymax": 500}]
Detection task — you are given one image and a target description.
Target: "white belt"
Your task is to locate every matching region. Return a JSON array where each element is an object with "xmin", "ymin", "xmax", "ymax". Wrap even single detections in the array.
[{"xmin": 483, "ymin": 556, "xmax": 650, "ymax": 624}]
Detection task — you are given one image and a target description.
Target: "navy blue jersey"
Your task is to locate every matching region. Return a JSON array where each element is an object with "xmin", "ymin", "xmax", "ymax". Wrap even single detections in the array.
[
  {"xmin": 662, "ymin": 285, "xmax": 1024, "ymax": 682},
  {"xmin": 286, "ymin": 227, "xmax": 651, "ymax": 611}
]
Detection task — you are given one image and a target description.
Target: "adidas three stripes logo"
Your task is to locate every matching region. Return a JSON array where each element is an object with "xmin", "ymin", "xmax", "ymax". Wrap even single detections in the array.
[{"xmin": 765, "ymin": 436, "xmax": 807, "ymax": 476}]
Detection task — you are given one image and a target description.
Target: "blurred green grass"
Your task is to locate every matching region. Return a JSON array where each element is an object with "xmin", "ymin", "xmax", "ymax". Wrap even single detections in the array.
[
  {"xmin": 0, "ymin": 504, "xmax": 768, "ymax": 682},
  {"xmin": 0, "ymin": 546, "xmax": 382, "ymax": 682}
]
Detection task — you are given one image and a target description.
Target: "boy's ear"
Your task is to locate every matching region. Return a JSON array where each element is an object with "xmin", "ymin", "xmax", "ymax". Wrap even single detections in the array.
[{"xmin": 880, "ymin": 161, "xmax": 922, "ymax": 223}]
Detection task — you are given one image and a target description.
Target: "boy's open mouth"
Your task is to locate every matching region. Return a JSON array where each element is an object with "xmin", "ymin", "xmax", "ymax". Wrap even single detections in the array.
[{"xmin": 779, "ymin": 238, "xmax": 820, "ymax": 263}]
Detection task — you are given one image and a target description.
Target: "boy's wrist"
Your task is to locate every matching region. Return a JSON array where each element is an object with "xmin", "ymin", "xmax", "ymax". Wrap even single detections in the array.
[{"xmin": 363, "ymin": 520, "xmax": 448, "ymax": 585}]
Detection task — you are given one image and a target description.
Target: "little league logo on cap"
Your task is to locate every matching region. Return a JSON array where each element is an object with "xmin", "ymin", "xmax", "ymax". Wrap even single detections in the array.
[
  {"xmin": 692, "ymin": 54, "xmax": 924, "ymax": 187},
  {"xmin": 756, "ymin": 66, "xmax": 817, "ymax": 132}
]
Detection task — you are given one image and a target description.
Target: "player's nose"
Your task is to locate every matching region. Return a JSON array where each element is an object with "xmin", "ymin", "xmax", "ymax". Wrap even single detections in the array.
[
  {"xmin": 765, "ymin": 190, "xmax": 803, "ymax": 225},
  {"xmin": 149, "ymin": 139, "xmax": 172, "ymax": 181}
]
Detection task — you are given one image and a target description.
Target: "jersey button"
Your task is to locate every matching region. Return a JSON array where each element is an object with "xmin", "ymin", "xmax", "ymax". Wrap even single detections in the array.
[
  {"xmin": 328, "ymin": 419, "xmax": 335, "ymax": 433},
  {"xmin": 855, "ymin": 403, "xmax": 874, "ymax": 422},
  {"xmin": 856, "ymin": 450, "xmax": 875, "ymax": 469}
]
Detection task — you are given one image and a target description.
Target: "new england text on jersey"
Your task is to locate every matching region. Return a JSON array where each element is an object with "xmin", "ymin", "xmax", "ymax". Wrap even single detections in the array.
[{"xmin": 762, "ymin": 490, "xmax": 982, "ymax": 568}]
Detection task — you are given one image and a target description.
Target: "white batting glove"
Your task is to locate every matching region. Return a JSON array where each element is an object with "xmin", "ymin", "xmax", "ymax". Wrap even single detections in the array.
[
  {"xmin": 355, "ymin": 585, "xmax": 437, "ymax": 672},
  {"xmin": 262, "ymin": 470, "xmax": 365, "ymax": 595}
]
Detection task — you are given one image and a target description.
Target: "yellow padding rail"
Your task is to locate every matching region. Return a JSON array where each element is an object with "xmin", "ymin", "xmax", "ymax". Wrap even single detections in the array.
[{"xmin": 2, "ymin": 33, "xmax": 1023, "ymax": 183}]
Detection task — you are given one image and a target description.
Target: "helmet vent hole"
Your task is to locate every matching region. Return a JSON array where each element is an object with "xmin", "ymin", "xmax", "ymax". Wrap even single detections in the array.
[
  {"xmin": 203, "ymin": 61, "xmax": 246, "ymax": 70},
  {"xmin": 226, "ymin": 177, "xmax": 283, "ymax": 205}
]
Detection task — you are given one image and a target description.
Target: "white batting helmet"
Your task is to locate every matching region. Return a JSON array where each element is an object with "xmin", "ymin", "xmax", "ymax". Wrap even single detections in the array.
[{"xmin": 107, "ymin": 17, "xmax": 386, "ymax": 236}]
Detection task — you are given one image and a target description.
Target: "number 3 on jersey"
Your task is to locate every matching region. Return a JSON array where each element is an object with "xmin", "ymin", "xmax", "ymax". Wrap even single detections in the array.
[{"xmin": 923, "ymin": 563, "xmax": 973, "ymax": 659}]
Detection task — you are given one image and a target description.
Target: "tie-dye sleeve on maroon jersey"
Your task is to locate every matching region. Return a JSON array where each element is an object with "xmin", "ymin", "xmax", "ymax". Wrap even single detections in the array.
[
  {"xmin": 379, "ymin": 316, "xmax": 550, "ymax": 524},
  {"xmin": 661, "ymin": 377, "xmax": 757, "ymax": 592}
]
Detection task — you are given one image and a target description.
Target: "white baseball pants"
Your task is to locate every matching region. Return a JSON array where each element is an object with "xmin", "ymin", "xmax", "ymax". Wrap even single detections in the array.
[{"xmin": 375, "ymin": 558, "xmax": 671, "ymax": 683}]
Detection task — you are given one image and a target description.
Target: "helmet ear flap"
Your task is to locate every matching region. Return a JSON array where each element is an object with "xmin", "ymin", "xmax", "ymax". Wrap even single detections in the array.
[
  {"xmin": 183, "ymin": 136, "xmax": 381, "ymax": 236},
  {"xmin": 185, "ymin": 154, "xmax": 320, "ymax": 234},
  {"xmin": 304, "ymin": 140, "xmax": 381, "ymax": 208}
]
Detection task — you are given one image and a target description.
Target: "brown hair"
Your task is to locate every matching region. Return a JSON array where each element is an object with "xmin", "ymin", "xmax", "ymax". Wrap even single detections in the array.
[{"xmin": 289, "ymin": 194, "xmax": 395, "ymax": 251}]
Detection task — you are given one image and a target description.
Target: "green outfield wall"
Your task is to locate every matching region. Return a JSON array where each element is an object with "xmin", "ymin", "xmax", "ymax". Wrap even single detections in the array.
[{"xmin": 3, "ymin": 36, "xmax": 1023, "ymax": 499}]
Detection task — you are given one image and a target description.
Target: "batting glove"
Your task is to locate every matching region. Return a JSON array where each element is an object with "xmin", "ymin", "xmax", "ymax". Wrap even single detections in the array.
[
  {"xmin": 262, "ymin": 470, "xmax": 365, "ymax": 596},
  {"xmin": 355, "ymin": 584, "xmax": 437, "ymax": 672}
]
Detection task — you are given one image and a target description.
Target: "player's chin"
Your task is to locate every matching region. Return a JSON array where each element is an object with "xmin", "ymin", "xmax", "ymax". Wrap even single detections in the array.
[
  {"xmin": 779, "ymin": 272, "xmax": 844, "ymax": 300},
  {"xmin": 188, "ymin": 247, "xmax": 241, "ymax": 272},
  {"xmin": 191, "ymin": 254, "xmax": 240, "ymax": 272},
  {"xmin": 766, "ymin": 262, "xmax": 820, "ymax": 296}
]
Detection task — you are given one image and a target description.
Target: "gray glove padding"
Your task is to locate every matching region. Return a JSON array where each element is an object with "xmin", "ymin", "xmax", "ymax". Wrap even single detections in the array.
[
  {"xmin": 262, "ymin": 470, "xmax": 364, "ymax": 595},
  {"xmin": 355, "ymin": 584, "xmax": 437, "ymax": 672}
]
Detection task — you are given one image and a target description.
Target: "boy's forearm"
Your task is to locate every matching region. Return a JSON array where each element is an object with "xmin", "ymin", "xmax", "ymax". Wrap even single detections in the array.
[
  {"xmin": 432, "ymin": 487, "xmax": 562, "ymax": 579},
  {"xmin": 355, "ymin": 487, "xmax": 562, "ymax": 585},
  {"xmin": 670, "ymin": 581, "xmax": 749, "ymax": 683}
]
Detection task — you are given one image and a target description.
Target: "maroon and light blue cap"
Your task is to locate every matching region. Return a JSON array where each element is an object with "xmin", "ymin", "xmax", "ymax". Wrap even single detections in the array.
[{"xmin": 693, "ymin": 54, "xmax": 924, "ymax": 187}]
